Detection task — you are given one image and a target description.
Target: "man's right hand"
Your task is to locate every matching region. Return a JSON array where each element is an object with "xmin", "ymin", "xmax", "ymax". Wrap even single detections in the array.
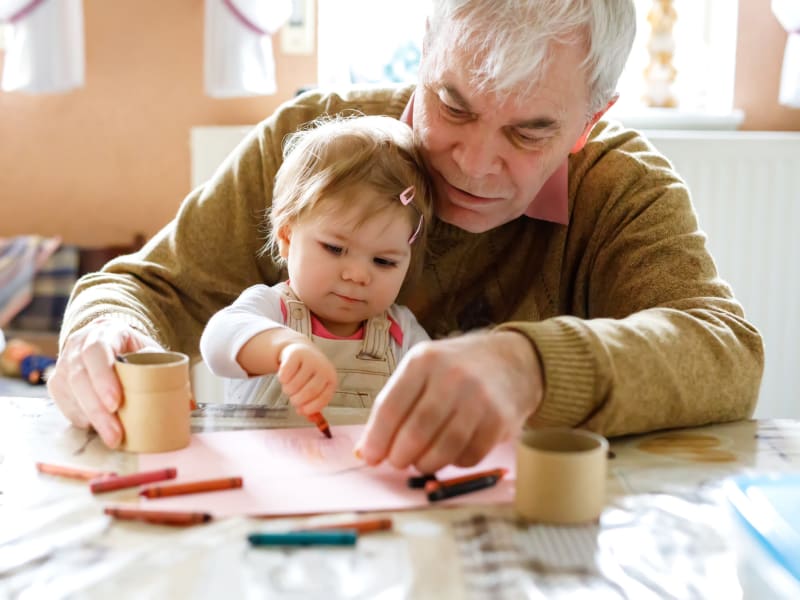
[{"xmin": 47, "ymin": 318, "xmax": 163, "ymax": 448}]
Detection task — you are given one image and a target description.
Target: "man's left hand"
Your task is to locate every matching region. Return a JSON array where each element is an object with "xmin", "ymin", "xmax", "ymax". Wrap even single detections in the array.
[{"xmin": 355, "ymin": 330, "xmax": 544, "ymax": 473}]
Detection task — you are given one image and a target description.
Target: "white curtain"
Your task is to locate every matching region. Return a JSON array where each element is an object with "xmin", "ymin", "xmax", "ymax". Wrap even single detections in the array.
[
  {"xmin": 772, "ymin": 0, "xmax": 800, "ymax": 108},
  {"xmin": 0, "ymin": 0, "xmax": 85, "ymax": 94},
  {"xmin": 204, "ymin": 0, "xmax": 292, "ymax": 98}
]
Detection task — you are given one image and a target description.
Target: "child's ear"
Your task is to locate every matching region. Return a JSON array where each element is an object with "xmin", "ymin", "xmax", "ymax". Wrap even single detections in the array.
[{"xmin": 276, "ymin": 225, "xmax": 292, "ymax": 259}]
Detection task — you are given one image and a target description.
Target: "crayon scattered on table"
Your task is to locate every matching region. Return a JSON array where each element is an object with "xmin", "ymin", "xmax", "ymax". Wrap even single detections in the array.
[
  {"xmin": 427, "ymin": 470, "xmax": 506, "ymax": 502},
  {"xmin": 407, "ymin": 473, "xmax": 437, "ymax": 489},
  {"xmin": 36, "ymin": 461, "xmax": 117, "ymax": 481},
  {"xmin": 104, "ymin": 506, "xmax": 212, "ymax": 526},
  {"xmin": 140, "ymin": 476, "xmax": 243, "ymax": 498},
  {"xmin": 248, "ymin": 530, "xmax": 358, "ymax": 547},
  {"xmin": 297, "ymin": 518, "xmax": 392, "ymax": 535},
  {"xmin": 90, "ymin": 467, "xmax": 177, "ymax": 494},
  {"xmin": 424, "ymin": 468, "xmax": 508, "ymax": 494}
]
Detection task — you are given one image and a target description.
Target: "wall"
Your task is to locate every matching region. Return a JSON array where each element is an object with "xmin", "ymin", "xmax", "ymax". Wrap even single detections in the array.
[
  {"xmin": 0, "ymin": 0, "xmax": 316, "ymax": 246},
  {"xmin": 735, "ymin": 0, "xmax": 800, "ymax": 130},
  {"xmin": 0, "ymin": 0, "xmax": 798, "ymax": 247}
]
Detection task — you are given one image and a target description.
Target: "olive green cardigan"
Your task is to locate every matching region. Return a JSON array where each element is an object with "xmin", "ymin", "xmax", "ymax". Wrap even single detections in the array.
[{"xmin": 62, "ymin": 85, "xmax": 764, "ymax": 437}]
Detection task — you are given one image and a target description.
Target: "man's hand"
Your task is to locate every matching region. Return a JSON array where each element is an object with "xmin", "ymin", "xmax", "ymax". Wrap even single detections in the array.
[
  {"xmin": 355, "ymin": 330, "xmax": 544, "ymax": 473},
  {"xmin": 278, "ymin": 341, "xmax": 338, "ymax": 416},
  {"xmin": 47, "ymin": 318, "xmax": 163, "ymax": 448}
]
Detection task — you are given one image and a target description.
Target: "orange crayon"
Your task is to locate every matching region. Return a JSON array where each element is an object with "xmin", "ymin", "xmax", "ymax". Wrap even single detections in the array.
[
  {"xmin": 308, "ymin": 412, "xmax": 332, "ymax": 439},
  {"xmin": 36, "ymin": 462, "xmax": 117, "ymax": 481},
  {"xmin": 90, "ymin": 468, "xmax": 177, "ymax": 494},
  {"xmin": 424, "ymin": 468, "xmax": 508, "ymax": 494},
  {"xmin": 299, "ymin": 518, "xmax": 393, "ymax": 535},
  {"xmin": 140, "ymin": 476, "xmax": 243, "ymax": 498},
  {"xmin": 104, "ymin": 506, "xmax": 212, "ymax": 526}
]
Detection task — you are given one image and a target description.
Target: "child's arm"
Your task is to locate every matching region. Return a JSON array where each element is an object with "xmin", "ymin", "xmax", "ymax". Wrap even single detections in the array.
[{"xmin": 237, "ymin": 329, "xmax": 338, "ymax": 415}]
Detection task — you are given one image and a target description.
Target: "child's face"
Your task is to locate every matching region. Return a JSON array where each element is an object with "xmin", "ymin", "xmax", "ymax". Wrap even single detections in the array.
[{"xmin": 278, "ymin": 184, "xmax": 414, "ymax": 337}]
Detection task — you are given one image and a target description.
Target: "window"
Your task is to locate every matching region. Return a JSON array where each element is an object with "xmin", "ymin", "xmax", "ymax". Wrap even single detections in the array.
[
  {"xmin": 318, "ymin": 0, "xmax": 740, "ymax": 129},
  {"xmin": 609, "ymin": 0, "xmax": 740, "ymax": 126},
  {"xmin": 317, "ymin": 0, "xmax": 426, "ymax": 88},
  {"xmin": 0, "ymin": 23, "xmax": 8, "ymax": 51}
]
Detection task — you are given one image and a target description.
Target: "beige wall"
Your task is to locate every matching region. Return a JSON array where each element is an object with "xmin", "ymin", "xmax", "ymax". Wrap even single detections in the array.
[
  {"xmin": 0, "ymin": 0, "xmax": 798, "ymax": 247},
  {"xmin": 735, "ymin": 0, "xmax": 800, "ymax": 130},
  {"xmin": 0, "ymin": 0, "xmax": 315, "ymax": 246}
]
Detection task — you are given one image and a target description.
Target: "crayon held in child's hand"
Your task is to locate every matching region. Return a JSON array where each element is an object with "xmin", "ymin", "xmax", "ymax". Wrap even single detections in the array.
[
  {"xmin": 140, "ymin": 476, "xmax": 243, "ymax": 498},
  {"xmin": 308, "ymin": 411, "xmax": 332, "ymax": 438},
  {"xmin": 90, "ymin": 468, "xmax": 178, "ymax": 494},
  {"xmin": 104, "ymin": 506, "xmax": 212, "ymax": 526},
  {"xmin": 36, "ymin": 461, "xmax": 117, "ymax": 481}
]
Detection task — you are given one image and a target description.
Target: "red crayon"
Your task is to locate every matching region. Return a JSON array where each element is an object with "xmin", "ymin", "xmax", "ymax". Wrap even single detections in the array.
[
  {"xmin": 140, "ymin": 476, "xmax": 243, "ymax": 498},
  {"xmin": 308, "ymin": 412, "xmax": 332, "ymax": 439},
  {"xmin": 104, "ymin": 506, "xmax": 212, "ymax": 526},
  {"xmin": 36, "ymin": 461, "xmax": 117, "ymax": 481},
  {"xmin": 299, "ymin": 518, "xmax": 393, "ymax": 535},
  {"xmin": 90, "ymin": 468, "xmax": 177, "ymax": 494},
  {"xmin": 424, "ymin": 468, "xmax": 508, "ymax": 494}
]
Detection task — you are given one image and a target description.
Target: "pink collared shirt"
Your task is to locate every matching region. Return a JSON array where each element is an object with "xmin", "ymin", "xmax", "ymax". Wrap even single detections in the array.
[{"xmin": 400, "ymin": 91, "xmax": 569, "ymax": 225}]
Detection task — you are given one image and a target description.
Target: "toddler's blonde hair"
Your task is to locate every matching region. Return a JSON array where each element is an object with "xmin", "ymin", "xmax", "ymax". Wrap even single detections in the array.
[{"xmin": 265, "ymin": 114, "xmax": 434, "ymax": 279}]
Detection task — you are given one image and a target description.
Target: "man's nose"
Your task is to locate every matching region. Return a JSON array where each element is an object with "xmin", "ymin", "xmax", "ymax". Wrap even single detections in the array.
[{"xmin": 452, "ymin": 127, "xmax": 503, "ymax": 178}]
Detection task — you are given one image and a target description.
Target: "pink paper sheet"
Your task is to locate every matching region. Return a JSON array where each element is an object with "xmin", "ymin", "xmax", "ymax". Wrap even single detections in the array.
[{"xmin": 137, "ymin": 425, "xmax": 516, "ymax": 517}]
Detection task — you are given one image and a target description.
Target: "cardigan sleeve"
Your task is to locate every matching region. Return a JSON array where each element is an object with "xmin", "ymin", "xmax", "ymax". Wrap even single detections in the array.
[{"xmin": 498, "ymin": 125, "xmax": 764, "ymax": 436}]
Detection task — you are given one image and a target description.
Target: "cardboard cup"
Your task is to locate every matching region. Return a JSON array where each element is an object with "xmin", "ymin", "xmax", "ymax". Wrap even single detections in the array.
[
  {"xmin": 514, "ymin": 428, "xmax": 608, "ymax": 524},
  {"xmin": 114, "ymin": 351, "xmax": 193, "ymax": 453}
]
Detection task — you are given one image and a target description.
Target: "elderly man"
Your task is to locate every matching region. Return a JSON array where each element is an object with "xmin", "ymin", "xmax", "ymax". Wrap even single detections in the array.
[{"xmin": 49, "ymin": 0, "xmax": 762, "ymax": 473}]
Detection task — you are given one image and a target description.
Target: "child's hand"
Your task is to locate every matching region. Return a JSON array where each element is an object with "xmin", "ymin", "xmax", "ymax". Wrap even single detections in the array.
[{"xmin": 277, "ymin": 341, "xmax": 338, "ymax": 415}]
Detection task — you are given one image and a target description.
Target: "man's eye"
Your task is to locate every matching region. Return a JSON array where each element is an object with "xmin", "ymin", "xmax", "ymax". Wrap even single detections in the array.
[
  {"xmin": 321, "ymin": 243, "xmax": 343, "ymax": 255},
  {"xmin": 373, "ymin": 257, "xmax": 397, "ymax": 268},
  {"xmin": 513, "ymin": 130, "xmax": 547, "ymax": 148},
  {"xmin": 441, "ymin": 103, "xmax": 469, "ymax": 119}
]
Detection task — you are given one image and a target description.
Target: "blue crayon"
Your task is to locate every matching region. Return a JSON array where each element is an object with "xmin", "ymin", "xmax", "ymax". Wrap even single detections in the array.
[{"xmin": 247, "ymin": 530, "xmax": 358, "ymax": 547}]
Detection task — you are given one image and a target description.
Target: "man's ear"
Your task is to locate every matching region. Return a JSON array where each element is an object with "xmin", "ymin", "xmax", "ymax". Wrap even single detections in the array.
[
  {"xmin": 570, "ymin": 95, "xmax": 618, "ymax": 154},
  {"xmin": 276, "ymin": 225, "xmax": 292, "ymax": 259}
]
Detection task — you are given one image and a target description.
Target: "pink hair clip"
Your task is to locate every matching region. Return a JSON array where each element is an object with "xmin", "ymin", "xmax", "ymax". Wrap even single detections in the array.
[{"xmin": 399, "ymin": 186, "xmax": 423, "ymax": 244}]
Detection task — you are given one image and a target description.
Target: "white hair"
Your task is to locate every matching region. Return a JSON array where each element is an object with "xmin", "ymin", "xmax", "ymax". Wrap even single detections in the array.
[{"xmin": 424, "ymin": 0, "xmax": 636, "ymax": 114}]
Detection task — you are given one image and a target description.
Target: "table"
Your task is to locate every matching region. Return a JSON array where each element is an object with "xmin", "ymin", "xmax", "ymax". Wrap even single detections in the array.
[{"xmin": 1, "ymin": 396, "xmax": 799, "ymax": 599}]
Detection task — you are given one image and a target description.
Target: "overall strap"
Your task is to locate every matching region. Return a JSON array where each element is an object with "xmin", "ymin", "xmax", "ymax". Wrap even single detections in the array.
[
  {"xmin": 275, "ymin": 282, "xmax": 311, "ymax": 338},
  {"xmin": 358, "ymin": 313, "xmax": 391, "ymax": 360}
]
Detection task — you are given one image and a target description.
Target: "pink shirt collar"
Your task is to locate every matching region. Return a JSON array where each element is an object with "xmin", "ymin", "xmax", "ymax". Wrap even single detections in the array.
[
  {"xmin": 401, "ymin": 90, "xmax": 569, "ymax": 226},
  {"xmin": 279, "ymin": 296, "xmax": 404, "ymax": 345}
]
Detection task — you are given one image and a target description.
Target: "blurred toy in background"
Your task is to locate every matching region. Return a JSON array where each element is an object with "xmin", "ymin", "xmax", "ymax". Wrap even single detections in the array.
[{"xmin": 0, "ymin": 337, "xmax": 56, "ymax": 384}]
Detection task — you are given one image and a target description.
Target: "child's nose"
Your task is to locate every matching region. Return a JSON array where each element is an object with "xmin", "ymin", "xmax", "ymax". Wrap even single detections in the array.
[{"xmin": 341, "ymin": 261, "xmax": 370, "ymax": 284}]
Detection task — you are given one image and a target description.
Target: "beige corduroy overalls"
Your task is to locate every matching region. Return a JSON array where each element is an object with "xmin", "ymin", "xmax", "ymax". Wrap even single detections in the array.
[{"xmin": 249, "ymin": 283, "xmax": 397, "ymax": 408}]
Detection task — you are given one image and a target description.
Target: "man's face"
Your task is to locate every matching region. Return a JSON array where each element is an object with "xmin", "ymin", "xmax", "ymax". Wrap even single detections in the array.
[
  {"xmin": 413, "ymin": 37, "xmax": 592, "ymax": 232},
  {"xmin": 279, "ymin": 185, "xmax": 413, "ymax": 337}
]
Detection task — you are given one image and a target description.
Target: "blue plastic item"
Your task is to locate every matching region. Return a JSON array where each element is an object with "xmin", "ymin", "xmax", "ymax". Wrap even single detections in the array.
[{"xmin": 726, "ymin": 474, "xmax": 800, "ymax": 583}]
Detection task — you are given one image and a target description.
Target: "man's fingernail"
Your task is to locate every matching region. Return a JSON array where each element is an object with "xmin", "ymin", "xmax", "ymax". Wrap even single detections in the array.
[
  {"xmin": 353, "ymin": 447, "xmax": 364, "ymax": 460},
  {"xmin": 103, "ymin": 394, "xmax": 119, "ymax": 413},
  {"xmin": 104, "ymin": 422, "xmax": 122, "ymax": 448}
]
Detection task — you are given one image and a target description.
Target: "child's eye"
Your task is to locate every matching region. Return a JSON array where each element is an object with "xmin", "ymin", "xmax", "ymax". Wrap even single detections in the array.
[
  {"xmin": 373, "ymin": 257, "xmax": 398, "ymax": 268},
  {"xmin": 321, "ymin": 243, "xmax": 343, "ymax": 255}
]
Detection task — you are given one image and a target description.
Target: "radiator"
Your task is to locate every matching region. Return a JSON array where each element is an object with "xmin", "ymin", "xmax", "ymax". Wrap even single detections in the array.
[
  {"xmin": 190, "ymin": 127, "xmax": 800, "ymax": 417},
  {"xmin": 645, "ymin": 131, "xmax": 800, "ymax": 418}
]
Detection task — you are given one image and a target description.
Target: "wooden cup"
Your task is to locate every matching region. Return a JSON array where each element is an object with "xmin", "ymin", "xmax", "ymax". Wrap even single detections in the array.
[
  {"xmin": 114, "ymin": 351, "xmax": 193, "ymax": 453},
  {"xmin": 514, "ymin": 428, "xmax": 608, "ymax": 524}
]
